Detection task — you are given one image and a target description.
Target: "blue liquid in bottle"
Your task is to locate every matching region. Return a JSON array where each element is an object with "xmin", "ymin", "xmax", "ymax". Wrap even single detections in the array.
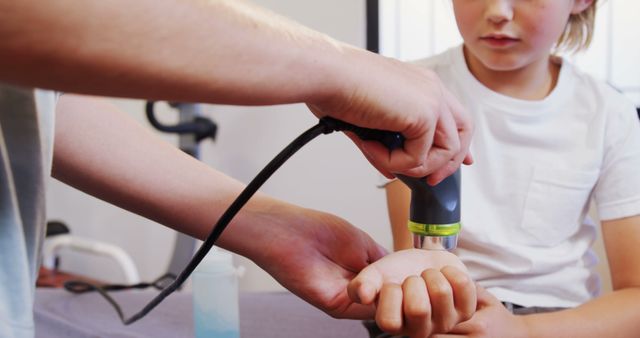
[{"xmin": 193, "ymin": 249, "xmax": 240, "ymax": 338}]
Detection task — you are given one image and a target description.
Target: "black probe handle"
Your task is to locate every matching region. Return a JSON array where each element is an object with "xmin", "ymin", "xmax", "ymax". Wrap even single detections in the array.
[{"xmin": 320, "ymin": 117, "xmax": 405, "ymax": 151}]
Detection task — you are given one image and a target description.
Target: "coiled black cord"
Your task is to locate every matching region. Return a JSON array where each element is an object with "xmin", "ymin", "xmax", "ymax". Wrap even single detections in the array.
[{"xmin": 64, "ymin": 117, "xmax": 403, "ymax": 325}]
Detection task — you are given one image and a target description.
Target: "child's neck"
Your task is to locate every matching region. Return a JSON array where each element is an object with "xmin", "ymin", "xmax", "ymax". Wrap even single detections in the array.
[{"xmin": 463, "ymin": 46, "xmax": 560, "ymax": 101}]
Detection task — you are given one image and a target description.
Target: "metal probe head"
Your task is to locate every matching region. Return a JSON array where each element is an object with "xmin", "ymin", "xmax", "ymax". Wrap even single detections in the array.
[
  {"xmin": 319, "ymin": 117, "xmax": 462, "ymax": 250},
  {"xmin": 397, "ymin": 169, "xmax": 461, "ymax": 251}
]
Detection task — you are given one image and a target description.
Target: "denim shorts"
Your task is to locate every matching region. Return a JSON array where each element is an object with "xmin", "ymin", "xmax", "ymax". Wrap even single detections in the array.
[{"xmin": 501, "ymin": 301, "xmax": 567, "ymax": 315}]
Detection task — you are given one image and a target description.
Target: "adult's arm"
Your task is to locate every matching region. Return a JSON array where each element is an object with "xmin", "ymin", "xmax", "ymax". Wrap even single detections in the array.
[
  {"xmin": 0, "ymin": 0, "xmax": 472, "ymax": 180},
  {"xmin": 53, "ymin": 94, "xmax": 387, "ymax": 319},
  {"xmin": 1, "ymin": 0, "xmax": 341, "ymax": 105}
]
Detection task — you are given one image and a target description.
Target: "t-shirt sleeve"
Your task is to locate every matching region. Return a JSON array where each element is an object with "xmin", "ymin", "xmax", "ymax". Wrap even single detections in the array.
[
  {"xmin": 593, "ymin": 97, "xmax": 640, "ymax": 220},
  {"xmin": 377, "ymin": 174, "xmax": 397, "ymax": 188}
]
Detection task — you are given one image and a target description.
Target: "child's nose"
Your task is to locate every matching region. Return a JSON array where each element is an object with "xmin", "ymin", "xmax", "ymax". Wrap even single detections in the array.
[{"xmin": 484, "ymin": 0, "xmax": 514, "ymax": 24}]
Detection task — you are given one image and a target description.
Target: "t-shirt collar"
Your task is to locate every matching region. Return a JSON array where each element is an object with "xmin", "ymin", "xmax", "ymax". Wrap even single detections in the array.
[{"xmin": 450, "ymin": 44, "xmax": 573, "ymax": 116}]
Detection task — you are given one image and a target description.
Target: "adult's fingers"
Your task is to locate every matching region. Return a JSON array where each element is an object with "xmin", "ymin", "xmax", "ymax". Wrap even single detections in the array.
[
  {"xmin": 360, "ymin": 120, "xmax": 436, "ymax": 178},
  {"xmin": 347, "ymin": 264, "xmax": 384, "ymax": 305},
  {"xmin": 344, "ymin": 131, "xmax": 395, "ymax": 178},
  {"xmin": 427, "ymin": 86, "xmax": 474, "ymax": 185},
  {"xmin": 444, "ymin": 85, "xmax": 474, "ymax": 161},
  {"xmin": 423, "ymin": 102, "xmax": 461, "ymax": 183}
]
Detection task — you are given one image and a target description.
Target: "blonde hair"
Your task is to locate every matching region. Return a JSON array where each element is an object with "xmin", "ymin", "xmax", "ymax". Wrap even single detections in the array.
[{"xmin": 556, "ymin": 0, "xmax": 598, "ymax": 52}]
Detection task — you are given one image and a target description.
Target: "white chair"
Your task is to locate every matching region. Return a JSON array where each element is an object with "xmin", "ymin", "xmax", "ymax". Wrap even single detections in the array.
[{"xmin": 42, "ymin": 220, "xmax": 141, "ymax": 284}]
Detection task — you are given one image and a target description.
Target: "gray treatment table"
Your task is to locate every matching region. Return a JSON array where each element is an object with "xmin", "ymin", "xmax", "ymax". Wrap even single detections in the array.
[{"xmin": 35, "ymin": 289, "xmax": 369, "ymax": 338}]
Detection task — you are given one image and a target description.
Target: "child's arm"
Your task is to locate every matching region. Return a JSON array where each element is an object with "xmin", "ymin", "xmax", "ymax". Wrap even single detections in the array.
[
  {"xmin": 348, "ymin": 249, "xmax": 477, "ymax": 337},
  {"xmin": 52, "ymin": 94, "xmax": 389, "ymax": 320},
  {"xmin": 522, "ymin": 215, "xmax": 640, "ymax": 337},
  {"xmin": 385, "ymin": 180, "xmax": 414, "ymax": 251},
  {"xmin": 445, "ymin": 215, "xmax": 640, "ymax": 338}
]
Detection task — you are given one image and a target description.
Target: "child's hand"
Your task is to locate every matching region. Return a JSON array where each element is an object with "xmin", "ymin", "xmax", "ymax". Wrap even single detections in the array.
[
  {"xmin": 442, "ymin": 286, "xmax": 530, "ymax": 338},
  {"xmin": 347, "ymin": 249, "xmax": 477, "ymax": 338}
]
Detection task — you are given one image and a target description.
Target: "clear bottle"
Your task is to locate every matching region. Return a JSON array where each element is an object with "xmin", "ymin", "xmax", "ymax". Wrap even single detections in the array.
[{"xmin": 192, "ymin": 248, "xmax": 240, "ymax": 338}]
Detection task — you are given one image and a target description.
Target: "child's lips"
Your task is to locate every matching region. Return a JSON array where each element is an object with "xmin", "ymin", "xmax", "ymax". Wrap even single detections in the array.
[{"xmin": 480, "ymin": 34, "xmax": 520, "ymax": 48}]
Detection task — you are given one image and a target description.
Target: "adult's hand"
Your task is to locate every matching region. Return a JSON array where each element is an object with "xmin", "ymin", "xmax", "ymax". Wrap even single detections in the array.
[
  {"xmin": 309, "ymin": 48, "xmax": 474, "ymax": 185},
  {"xmin": 247, "ymin": 205, "xmax": 388, "ymax": 319}
]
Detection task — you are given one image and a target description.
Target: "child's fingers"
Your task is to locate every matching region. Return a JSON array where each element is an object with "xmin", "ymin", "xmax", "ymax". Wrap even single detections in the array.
[
  {"xmin": 375, "ymin": 283, "xmax": 404, "ymax": 335},
  {"xmin": 421, "ymin": 268, "xmax": 457, "ymax": 334},
  {"xmin": 441, "ymin": 266, "xmax": 477, "ymax": 322},
  {"xmin": 476, "ymin": 282, "xmax": 501, "ymax": 307},
  {"xmin": 402, "ymin": 276, "xmax": 432, "ymax": 338}
]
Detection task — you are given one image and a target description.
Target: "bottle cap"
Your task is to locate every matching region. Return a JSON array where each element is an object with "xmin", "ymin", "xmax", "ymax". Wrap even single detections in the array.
[{"xmin": 195, "ymin": 247, "xmax": 235, "ymax": 275}]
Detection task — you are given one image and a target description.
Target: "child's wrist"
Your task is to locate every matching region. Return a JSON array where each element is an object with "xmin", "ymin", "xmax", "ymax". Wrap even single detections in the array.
[{"xmin": 518, "ymin": 314, "xmax": 536, "ymax": 338}]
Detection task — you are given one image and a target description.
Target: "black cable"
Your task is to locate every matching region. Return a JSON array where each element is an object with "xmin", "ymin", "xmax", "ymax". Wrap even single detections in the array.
[
  {"xmin": 63, "ymin": 273, "xmax": 177, "ymax": 323},
  {"xmin": 64, "ymin": 118, "xmax": 340, "ymax": 325},
  {"xmin": 64, "ymin": 117, "xmax": 404, "ymax": 325},
  {"xmin": 64, "ymin": 273, "xmax": 177, "ymax": 293}
]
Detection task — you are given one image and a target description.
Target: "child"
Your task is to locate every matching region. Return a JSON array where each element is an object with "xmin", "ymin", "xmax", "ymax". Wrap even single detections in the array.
[{"xmin": 350, "ymin": 0, "xmax": 640, "ymax": 337}]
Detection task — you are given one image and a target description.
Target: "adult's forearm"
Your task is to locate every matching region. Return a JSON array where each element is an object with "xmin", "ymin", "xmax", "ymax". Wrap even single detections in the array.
[
  {"xmin": 52, "ymin": 94, "xmax": 294, "ymax": 261},
  {"xmin": 0, "ymin": 0, "xmax": 346, "ymax": 105},
  {"xmin": 2, "ymin": 0, "xmax": 476, "ymax": 181},
  {"xmin": 523, "ymin": 288, "xmax": 640, "ymax": 338}
]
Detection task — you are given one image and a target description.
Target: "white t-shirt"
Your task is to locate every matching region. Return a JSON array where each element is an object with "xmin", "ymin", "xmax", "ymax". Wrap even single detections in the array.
[{"xmin": 397, "ymin": 46, "xmax": 640, "ymax": 307}]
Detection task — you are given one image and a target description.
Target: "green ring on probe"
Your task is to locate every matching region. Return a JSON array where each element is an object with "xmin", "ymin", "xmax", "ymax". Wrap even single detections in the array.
[{"xmin": 408, "ymin": 221, "xmax": 461, "ymax": 237}]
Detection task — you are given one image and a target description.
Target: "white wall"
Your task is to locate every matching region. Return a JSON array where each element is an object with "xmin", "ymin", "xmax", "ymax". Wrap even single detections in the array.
[{"xmin": 46, "ymin": 0, "xmax": 390, "ymax": 292}]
